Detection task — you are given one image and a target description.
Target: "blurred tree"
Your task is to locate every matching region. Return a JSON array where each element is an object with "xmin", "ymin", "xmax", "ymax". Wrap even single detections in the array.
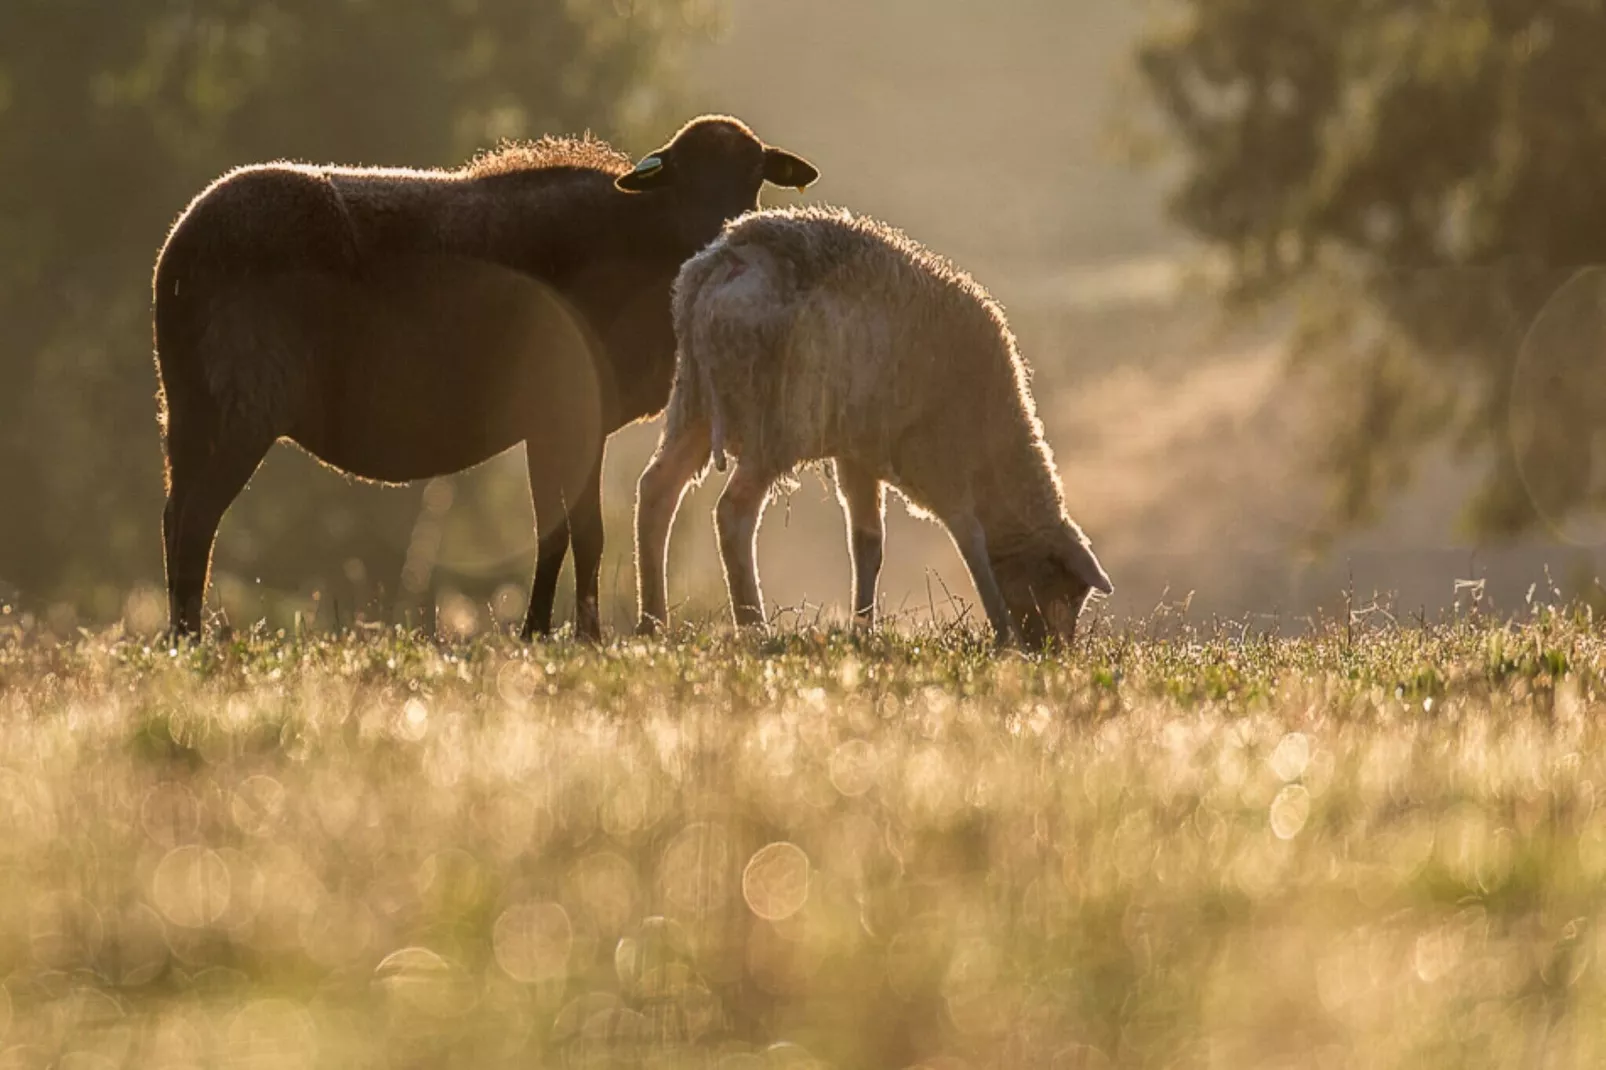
[
  {"xmin": 0, "ymin": 0, "xmax": 719, "ymax": 623},
  {"xmin": 1133, "ymin": 1, "xmax": 1606, "ymax": 542}
]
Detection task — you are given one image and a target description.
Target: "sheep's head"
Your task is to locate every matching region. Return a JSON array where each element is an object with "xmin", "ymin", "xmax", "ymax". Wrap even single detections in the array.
[
  {"xmin": 615, "ymin": 115, "xmax": 817, "ymax": 237},
  {"xmin": 991, "ymin": 528, "xmax": 1113, "ymax": 649}
]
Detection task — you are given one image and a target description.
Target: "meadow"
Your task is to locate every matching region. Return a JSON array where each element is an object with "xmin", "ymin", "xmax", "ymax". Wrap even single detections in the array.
[{"xmin": 1, "ymin": 604, "xmax": 1604, "ymax": 1069}]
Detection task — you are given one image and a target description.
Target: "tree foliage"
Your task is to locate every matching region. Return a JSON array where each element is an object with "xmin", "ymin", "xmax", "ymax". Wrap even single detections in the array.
[
  {"xmin": 1135, "ymin": 0, "xmax": 1606, "ymax": 541},
  {"xmin": 0, "ymin": 0, "xmax": 717, "ymax": 619}
]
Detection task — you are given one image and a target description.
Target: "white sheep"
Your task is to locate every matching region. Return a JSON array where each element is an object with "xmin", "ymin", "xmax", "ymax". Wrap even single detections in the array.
[{"xmin": 634, "ymin": 206, "xmax": 1112, "ymax": 646}]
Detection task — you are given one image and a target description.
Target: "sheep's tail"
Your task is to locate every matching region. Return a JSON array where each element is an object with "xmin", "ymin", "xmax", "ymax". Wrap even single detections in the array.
[
  {"xmin": 674, "ymin": 238, "xmax": 755, "ymax": 473},
  {"xmin": 676, "ymin": 250, "xmax": 731, "ymax": 472},
  {"xmin": 700, "ymin": 359, "xmax": 728, "ymax": 473}
]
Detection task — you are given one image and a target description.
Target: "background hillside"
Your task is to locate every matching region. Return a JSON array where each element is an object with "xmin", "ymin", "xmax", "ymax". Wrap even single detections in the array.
[{"xmin": 1, "ymin": 0, "xmax": 1598, "ymax": 636}]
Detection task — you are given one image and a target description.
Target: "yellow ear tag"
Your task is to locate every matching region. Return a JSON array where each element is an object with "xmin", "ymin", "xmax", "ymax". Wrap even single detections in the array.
[
  {"xmin": 634, "ymin": 155, "xmax": 663, "ymax": 175},
  {"xmin": 795, "ymin": 185, "xmax": 808, "ymax": 193}
]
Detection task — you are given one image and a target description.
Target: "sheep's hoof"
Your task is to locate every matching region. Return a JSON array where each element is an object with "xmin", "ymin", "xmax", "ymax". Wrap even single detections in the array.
[
  {"xmin": 575, "ymin": 600, "xmax": 602, "ymax": 644},
  {"xmin": 732, "ymin": 608, "xmax": 767, "ymax": 631},
  {"xmin": 161, "ymin": 619, "xmax": 204, "ymax": 648}
]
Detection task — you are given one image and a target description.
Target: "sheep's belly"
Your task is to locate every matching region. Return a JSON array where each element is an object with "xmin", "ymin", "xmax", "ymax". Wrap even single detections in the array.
[{"xmin": 281, "ymin": 260, "xmax": 607, "ymax": 484}]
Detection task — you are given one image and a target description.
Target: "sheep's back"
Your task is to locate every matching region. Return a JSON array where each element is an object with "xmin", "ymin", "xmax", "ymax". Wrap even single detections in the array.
[
  {"xmin": 686, "ymin": 210, "xmax": 1024, "ymax": 467},
  {"xmin": 160, "ymin": 165, "xmax": 360, "ymax": 289}
]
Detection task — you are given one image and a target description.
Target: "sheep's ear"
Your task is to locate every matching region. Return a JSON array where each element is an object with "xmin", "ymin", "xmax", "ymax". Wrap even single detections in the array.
[
  {"xmin": 615, "ymin": 153, "xmax": 668, "ymax": 193},
  {"xmin": 762, "ymin": 147, "xmax": 819, "ymax": 192},
  {"xmin": 1062, "ymin": 540, "xmax": 1113, "ymax": 596}
]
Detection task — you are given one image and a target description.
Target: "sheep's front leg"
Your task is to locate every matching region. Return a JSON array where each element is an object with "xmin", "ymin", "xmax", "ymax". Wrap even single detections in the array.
[
  {"xmin": 566, "ymin": 455, "xmax": 606, "ymax": 643},
  {"xmin": 944, "ymin": 511, "xmax": 1016, "ymax": 645},
  {"xmin": 521, "ymin": 446, "xmax": 569, "ymax": 640},
  {"xmin": 715, "ymin": 464, "xmax": 773, "ymax": 630},
  {"xmin": 634, "ymin": 421, "xmax": 711, "ymax": 634},
  {"xmin": 833, "ymin": 459, "xmax": 885, "ymax": 627}
]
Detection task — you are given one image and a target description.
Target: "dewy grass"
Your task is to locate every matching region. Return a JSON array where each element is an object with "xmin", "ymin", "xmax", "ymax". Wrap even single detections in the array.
[{"xmin": 0, "ymin": 608, "xmax": 1604, "ymax": 1068}]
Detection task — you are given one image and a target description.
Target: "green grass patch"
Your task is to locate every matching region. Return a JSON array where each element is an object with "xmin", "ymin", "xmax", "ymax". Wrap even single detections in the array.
[{"xmin": 0, "ymin": 611, "xmax": 1604, "ymax": 1067}]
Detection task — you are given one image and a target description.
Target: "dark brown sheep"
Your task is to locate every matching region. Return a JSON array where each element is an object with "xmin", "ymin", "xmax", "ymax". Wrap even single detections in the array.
[{"xmin": 152, "ymin": 115, "xmax": 818, "ymax": 640}]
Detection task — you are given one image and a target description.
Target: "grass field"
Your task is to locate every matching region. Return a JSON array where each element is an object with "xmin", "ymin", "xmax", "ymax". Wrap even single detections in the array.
[{"xmin": 2, "ymin": 607, "xmax": 1605, "ymax": 1069}]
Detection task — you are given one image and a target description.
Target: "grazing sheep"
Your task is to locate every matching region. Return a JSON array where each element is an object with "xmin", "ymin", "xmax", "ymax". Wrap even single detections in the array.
[
  {"xmin": 153, "ymin": 115, "xmax": 819, "ymax": 640},
  {"xmin": 634, "ymin": 206, "xmax": 1112, "ymax": 647}
]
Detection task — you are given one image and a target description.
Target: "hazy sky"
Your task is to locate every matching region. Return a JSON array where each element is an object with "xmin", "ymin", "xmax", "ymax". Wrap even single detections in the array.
[{"xmin": 688, "ymin": 0, "xmax": 1175, "ymax": 275}]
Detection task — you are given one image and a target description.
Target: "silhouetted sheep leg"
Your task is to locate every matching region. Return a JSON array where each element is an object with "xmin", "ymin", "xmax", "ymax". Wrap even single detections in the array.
[
  {"xmin": 833, "ymin": 459, "xmax": 885, "ymax": 628},
  {"xmin": 566, "ymin": 455, "xmax": 606, "ymax": 642},
  {"xmin": 716, "ymin": 464, "xmax": 773, "ymax": 631},
  {"xmin": 521, "ymin": 448, "xmax": 569, "ymax": 640},
  {"xmin": 944, "ymin": 511, "xmax": 1016, "ymax": 645},
  {"xmin": 165, "ymin": 431, "xmax": 272, "ymax": 638},
  {"xmin": 634, "ymin": 420, "xmax": 711, "ymax": 634},
  {"xmin": 161, "ymin": 488, "xmax": 189, "ymax": 637}
]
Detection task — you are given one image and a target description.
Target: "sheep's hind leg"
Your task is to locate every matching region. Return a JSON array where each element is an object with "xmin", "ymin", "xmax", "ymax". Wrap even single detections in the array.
[
  {"xmin": 162, "ymin": 444, "xmax": 200, "ymax": 639},
  {"xmin": 943, "ymin": 511, "xmax": 1016, "ymax": 646},
  {"xmin": 520, "ymin": 446, "xmax": 570, "ymax": 640},
  {"xmin": 833, "ymin": 459, "xmax": 885, "ymax": 628},
  {"xmin": 634, "ymin": 420, "xmax": 711, "ymax": 635},
  {"xmin": 162, "ymin": 450, "xmax": 197, "ymax": 635},
  {"xmin": 565, "ymin": 453, "xmax": 606, "ymax": 643},
  {"xmin": 165, "ymin": 428, "xmax": 273, "ymax": 638},
  {"xmin": 715, "ymin": 463, "xmax": 775, "ymax": 631}
]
